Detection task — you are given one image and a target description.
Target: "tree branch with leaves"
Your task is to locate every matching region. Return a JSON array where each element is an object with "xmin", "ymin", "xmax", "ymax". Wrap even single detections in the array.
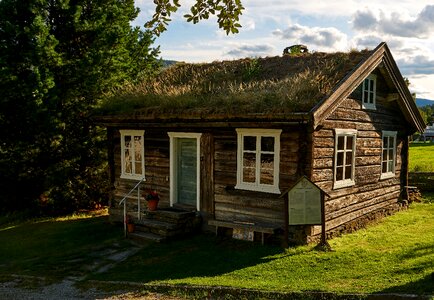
[{"xmin": 147, "ymin": 0, "xmax": 244, "ymax": 36}]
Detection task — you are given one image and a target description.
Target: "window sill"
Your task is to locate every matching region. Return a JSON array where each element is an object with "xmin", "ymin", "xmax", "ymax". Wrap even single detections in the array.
[
  {"xmin": 380, "ymin": 173, "xmax": 395, "ymax": 180},
  {"xmin": 362, "ymin": 103, "xmax": 376, "ymax": 110},
  {"xmin": 235, "ymin": 183, "xmax": 281, "ymax": 194},
  {"xmin": 333, "ymin": 179, "xmax": 355, "ymax": 190}
]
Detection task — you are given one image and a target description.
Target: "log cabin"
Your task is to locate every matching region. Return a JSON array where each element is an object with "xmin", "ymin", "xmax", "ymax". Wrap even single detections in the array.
[{"xmin": 95, "ymin": 42, "xmax": 425, "ymax": 244}]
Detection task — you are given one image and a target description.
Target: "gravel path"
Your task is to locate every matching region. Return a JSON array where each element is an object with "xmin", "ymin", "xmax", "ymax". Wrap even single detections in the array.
[{"xmin": 0, "ymin": 278, "xmax": 184, "ymax": 300}]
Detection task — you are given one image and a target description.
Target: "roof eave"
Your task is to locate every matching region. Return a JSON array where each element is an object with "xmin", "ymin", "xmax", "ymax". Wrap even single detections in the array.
[{"xmin": 93, "ymin": 112, "xmax": 312, "ymax": 127}]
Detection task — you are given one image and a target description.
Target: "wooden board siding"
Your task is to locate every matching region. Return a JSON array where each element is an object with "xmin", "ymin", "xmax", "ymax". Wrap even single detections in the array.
[
  {"xmin": 111, "ymin": 129, "xmax": 171, "ymax": 216},
  {"xmin": 109, "ymin": 125, "xmax": 303, "ymax": 226},
  {"xmin": 213, "ymin": 129, "xmax": 301, "ymax": 226},
  {"xmin": 311, "ymin": 71, "xmax": 408, "ymax": 233}
]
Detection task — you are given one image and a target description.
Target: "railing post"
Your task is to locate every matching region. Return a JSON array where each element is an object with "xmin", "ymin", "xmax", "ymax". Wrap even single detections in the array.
[
  {"xmin": 283, "ymin": 195, "xmax": 289, "ymax": 248},
  {"xmin": 138, "ymin": 184, "xmax": 141, "ymax": 220},
  {"xmin": 123, "ymin": 199, "xmax": 127, "ymax": 238},
  {"xmin": 119, "ymin": 177, "xmax": 145, "ymax": 239}
]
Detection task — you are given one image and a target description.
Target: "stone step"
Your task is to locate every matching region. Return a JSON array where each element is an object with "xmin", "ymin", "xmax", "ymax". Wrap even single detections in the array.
[
  {"xmin": 145, "ymin": 208, "xmax": 196, "ymax": 223},
  {"xmin": 128, "ymin": 231, "xmax": 165, "ymax": 243},
  {"xmin": 136, "ymin": 219, "xmax": 179, "ymax": 232}
]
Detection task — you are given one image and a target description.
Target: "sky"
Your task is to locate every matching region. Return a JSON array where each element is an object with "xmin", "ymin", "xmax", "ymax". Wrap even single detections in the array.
[{"xmin": 134, "ymin": 1, "xmax": 434, "ymax": 100}]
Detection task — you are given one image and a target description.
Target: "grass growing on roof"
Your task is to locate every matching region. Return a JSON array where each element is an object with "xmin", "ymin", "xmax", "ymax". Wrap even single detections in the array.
[
  {"xmin": 89, "ymin": 202, "xmax": 434, "ymax": 295},
  {"xmin": 99, "ymin": 50, "xmax": 372, "ymax": 116}
]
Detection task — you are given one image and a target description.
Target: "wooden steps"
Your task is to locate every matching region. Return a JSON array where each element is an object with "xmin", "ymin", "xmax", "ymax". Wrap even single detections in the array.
[{"xmin": 126, "ymin": 208, "xmax": 202, "ymax": 243}]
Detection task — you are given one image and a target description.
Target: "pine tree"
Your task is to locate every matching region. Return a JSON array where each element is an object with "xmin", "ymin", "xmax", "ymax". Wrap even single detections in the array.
[{"xmin": 0, "ymin": 0, "xmax": 160, "ymax": 213}]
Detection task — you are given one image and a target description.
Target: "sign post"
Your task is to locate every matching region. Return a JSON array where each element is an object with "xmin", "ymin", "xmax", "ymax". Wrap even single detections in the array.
[{"xmin": 281, "ymin": 176, "xmax": 331, "ymax": 251}]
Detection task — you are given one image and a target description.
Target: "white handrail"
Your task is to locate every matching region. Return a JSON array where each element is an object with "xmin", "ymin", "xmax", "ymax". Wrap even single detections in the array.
[{"xmin": 119, "ymin": 177, "xmax": 145, "ymax": 237}]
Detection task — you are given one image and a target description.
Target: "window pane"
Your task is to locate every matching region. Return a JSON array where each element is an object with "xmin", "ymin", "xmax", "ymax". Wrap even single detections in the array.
[
  {"xmin": 346, "ymin": 136, "xmax": 353, "ymax": 150},
  {"xmin": 124, "ymin": 149, "xmax": 132, "ymax": 173},
  {"xmin": 243, "ymin": 167, "xmax": 256, "ymax": 183},
  {"xmin": 134, "ymin": 162, "xmax": 142, "ymax": 175},
  {"xmin": 124, "ymin": 135, "xmax": 131, "ymax": 148},
  {"xmin": 382, "ymin": 161, "xmax": 387, "ymax": 173},
  {"xmin": 383, "ymin": 149, "xmax": 388, "ymax": 161},
  {"xmin": 336, "ymin": 166, "xmax": 343, "ymax": 181},
  {"xmin": 364, "ymin": 91, "xmax": 369, "ymax": 103},
  {"xmin": 337, "ymin": 136, "xmax": 345, "ymax": 150},
  {"xmin": 369, "ymin": 80, "xmax": 374, "ymax": 92},
  {"xmin": 260, "ymin": 168, "xmax": 274, "ymax": 185},
  {"xmin": 369, "ymin": 93, "xmax": 374, "ymax": 104},
  {"xmin": 383, "ymin": 137, "xmax": 388, "ymax": 148},
  {"xmin": 364, "ymin": 79, "xmax": 369, "ymax": 90},
  {"xmin": 345, "ymin": 152, "xmax": 352, "ymax": 165},
  {"xmin": 244, "ymin": 136, "xmax": 256, "ymax": 151},
  {"xmin": 135, "ymin": 147, "xmax": 142, "ymax": 162},
  {"xmin": 337, "ymin": 152, "xmax": 344, "ymax": 166},
  {"xmin": 388, "ymin": 160, "xmax": 394, "ymax": 173},
  {"xmin": 345, "ymin": 166, "xmax": 352, "ymax": 180},
  {"xmin": 134, "ymin": 136, "xmax": 142, "ymax": 147},
  {"xmin": 388, "ymin": 149, "xmax": 394, "ymax": 160},
  {"xmin": 243, "ymin": 152, "xmax": 256, "ymax": 183},
  {"xmin": 261, "ymin": 153, "xmax": 274, "ymax": 169},
  {"xmin": 261, "ymin": 137, "xmax": 274, "ymax": 152}
]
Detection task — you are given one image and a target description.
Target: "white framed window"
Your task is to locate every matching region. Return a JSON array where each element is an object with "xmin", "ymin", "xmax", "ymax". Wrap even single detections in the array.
[
  {"xmin": 235, "ymin": 129, "xmax": 281, "ymax": 194},
  {"xmin": 362, "ymin": 74, "xmax": 376, "ymax": 110},
  {"xmin": 120, "ymin": 130, "xmax": 145, "ymax": 180},
  {"xmin": 380, "ymin": 131, "xmax": 397, "ymax": 180},
  {"xmin": 333, "ymin": 129, "xmax": 357, "ymax": 189}
]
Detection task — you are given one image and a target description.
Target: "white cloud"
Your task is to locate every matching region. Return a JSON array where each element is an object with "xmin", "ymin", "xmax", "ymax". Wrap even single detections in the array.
[
  {"xmin": 408, "ymin": 74, "xmax": 434, "ymax": 100},
  {"xmin": 225, "ymin": 44, "xmax": 274, "ymax": 58},
  {"xmin": 397, "ymin": 55, "xmax": 434, "ymax": 75},
  {"xmin": 352, "ymin": 5, "xmax": 434, "ymax": 38},
  {"xmin": 351, "ymin": 34, "xmax": 405, "ymax": 51},
  {"xmin": 273, "ymin": 24, "xmax": 347, "ymax": 50}
]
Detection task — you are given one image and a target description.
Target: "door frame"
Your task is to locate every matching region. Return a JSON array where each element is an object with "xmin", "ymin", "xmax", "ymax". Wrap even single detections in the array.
[{"xmin": 168, "ymin": 132, "xmax": 202, "ymax": 211}]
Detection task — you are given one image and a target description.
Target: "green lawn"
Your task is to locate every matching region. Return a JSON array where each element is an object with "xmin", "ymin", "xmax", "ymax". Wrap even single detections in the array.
[
  {"xmin": 1, "ymin": 200, "xmax": 433, "ymax": 296},
  {"xmin": 0, "ymin": 212, "xmax": 127, "ymax": 282},
  {"xmin": 409, "ymin": 142, "xmax": 434, "ymax": 172},
  {"xmin": 89, "ymin": 200, "xmax": 434, "ymax": 295}
]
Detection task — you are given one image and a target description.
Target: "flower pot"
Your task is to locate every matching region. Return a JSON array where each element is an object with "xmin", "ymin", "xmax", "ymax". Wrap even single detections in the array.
[
  {"xmin": 147, "ymin": 199, "xmax": 159, "ymax": 211},
  {"xmin": 127, "ymin": 223, "xmax": 135, "ymax": 233}
]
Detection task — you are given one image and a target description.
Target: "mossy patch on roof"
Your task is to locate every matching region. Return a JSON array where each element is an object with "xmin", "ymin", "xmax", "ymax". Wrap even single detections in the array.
[{"xmin": 99, "ymin": 49, "xmax": 373, "ymax": 117}]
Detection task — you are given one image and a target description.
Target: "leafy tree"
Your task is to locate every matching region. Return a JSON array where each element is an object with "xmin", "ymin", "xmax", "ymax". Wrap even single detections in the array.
[
  {"xmin": 0, "ymin": 0, "xmax": 160, "ymax": 214},
  {"xmin": 419, "ymin": 104, "xmax": 434, "ymax": 125},
  {"xmin": 148, "ymin": 0, "xmax": 244, "ymax": 35}
]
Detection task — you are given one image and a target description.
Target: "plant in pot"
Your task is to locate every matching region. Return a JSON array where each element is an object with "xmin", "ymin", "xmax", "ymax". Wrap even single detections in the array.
[
  {"xmin": 145, "ymin": 189, "xmax": 159, "ymax": 211},
  {"xmin": 125, "ymin": 214, "xmax": 135, "ymax": 233}
]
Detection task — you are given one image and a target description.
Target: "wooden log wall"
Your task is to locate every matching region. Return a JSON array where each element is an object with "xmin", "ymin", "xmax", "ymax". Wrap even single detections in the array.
[
  {"xmin": 111, "ymin": 128, "xmax": 171, "ymax": 216},
  {"xmin": 213, "ymin": 128, "xmax": 301, "ymax": 225},
  {"xmin": 311, "ymin": 70, "xmax": 410, "ymax": 233},
  {"xmin": 109, "ymin": 128, "xmax": 218, "ymax": 218}
]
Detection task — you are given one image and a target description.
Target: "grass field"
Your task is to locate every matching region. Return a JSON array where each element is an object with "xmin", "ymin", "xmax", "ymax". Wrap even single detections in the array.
[
  {"xmin": 92, "ymin": 199, "xmax": 434, "ymax": 295},
  {"xmin": 1, "ymin": 198, "xmax": 433, "ymax": 296},
  {"xmin": 0, "ymin": 211, "xmax": 128, "ymax": 281},
  {"xmin": 409, "ymin": 142, "xmax": 434, "ymax": 172}
]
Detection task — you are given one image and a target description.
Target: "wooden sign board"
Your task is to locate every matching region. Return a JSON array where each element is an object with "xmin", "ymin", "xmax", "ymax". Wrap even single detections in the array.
[{"xmin": 288, "ymin": 177, "xmax": 322, "ymax": 225}]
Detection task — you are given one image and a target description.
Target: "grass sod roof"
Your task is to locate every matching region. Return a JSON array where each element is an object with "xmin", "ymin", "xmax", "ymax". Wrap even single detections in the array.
[{"xmin": 99, "ymin": 49, "xmax": 374, "ymax": 120}]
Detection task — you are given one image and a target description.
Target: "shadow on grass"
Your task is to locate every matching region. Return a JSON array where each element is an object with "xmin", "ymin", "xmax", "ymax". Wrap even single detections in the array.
[
  {"xmin": 374, "ymin": 243, "xmax": 434, "ymax": 295},
  {"xmin": 0, "ymin": 216, "xmax": 126, "ymax": 280},
  {"xmin": 89, "ymin": 233, "xmax": 283, "ymax": 283},
  {"xmin": 377, "ymin": 273, "xmax": 434, "ymax": 295}
]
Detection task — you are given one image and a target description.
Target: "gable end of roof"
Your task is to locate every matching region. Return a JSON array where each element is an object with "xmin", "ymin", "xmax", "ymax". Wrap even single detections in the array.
[{"xmin": 311, "ymin": 42, "xmax": 425, "ymax": 133}]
